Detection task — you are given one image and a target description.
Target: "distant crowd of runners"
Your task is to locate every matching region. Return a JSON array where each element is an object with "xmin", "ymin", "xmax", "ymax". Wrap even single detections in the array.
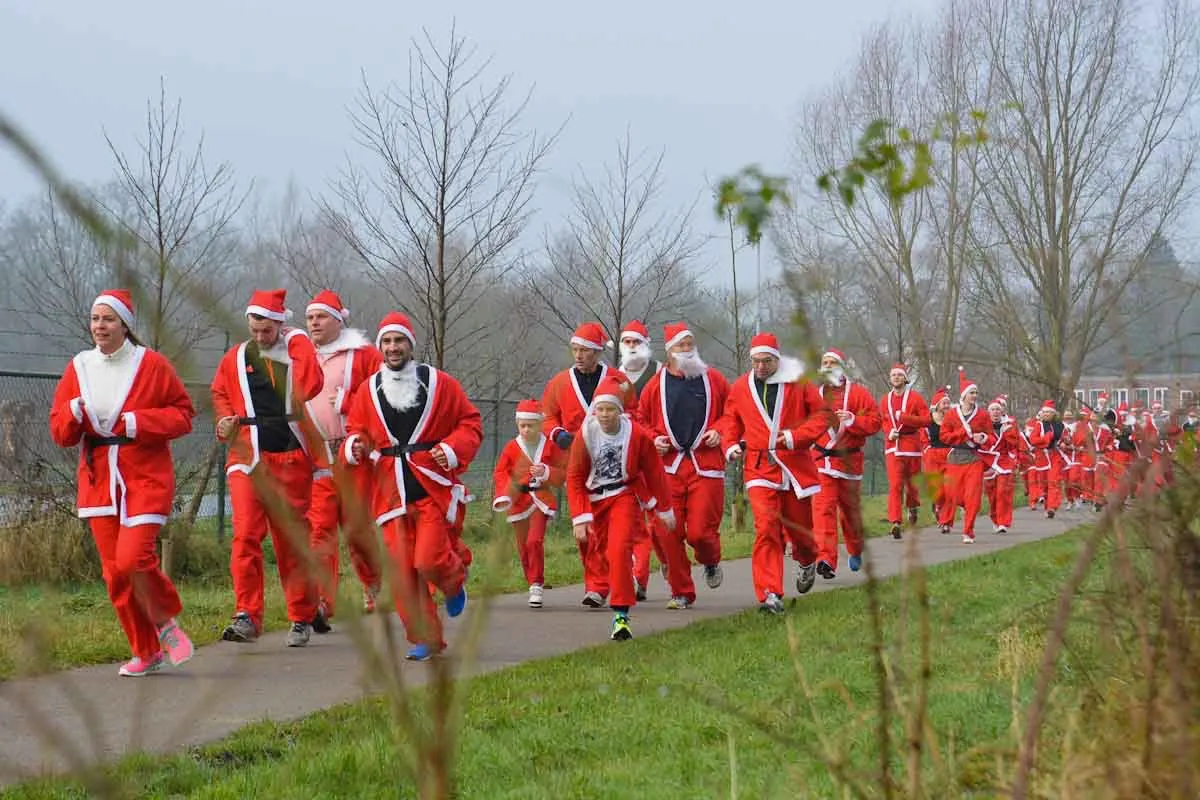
[{"xmin": 50, "ymin": 288, "xmax": 1197, "ymax": 673}]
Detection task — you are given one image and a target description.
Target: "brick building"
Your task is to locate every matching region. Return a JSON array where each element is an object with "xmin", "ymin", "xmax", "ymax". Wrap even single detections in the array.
[{"xmin": 1074, "ymin": 373, "xmax": 1200, "ymax": 411}]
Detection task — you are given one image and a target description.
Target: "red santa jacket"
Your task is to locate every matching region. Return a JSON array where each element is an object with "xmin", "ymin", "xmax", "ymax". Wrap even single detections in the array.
[
  {"xmin": 306, "ymin": 329, "xmax": 383, "ymax": 460},
  {"xmin": 541, "ymin": 364, "xmax": 636, "ymax": 440},
  {"xmin": 565, "ymin": 415, "xmax": 672, "ymax": 526},
  {"xmin": 979, "ymin": 417, "xmax": 1022, "ymax": 474},
  {"xmin": 939, "ymin": 402, "xmax": 994, "ymax": 456},
  {"xmin": 211, "ymin": 327, "xmax": 326, "ymax": 475},
  {"xmin": 879, "ymin": 387, "xmax": 930, "ymax": 457},
  {"xmin": 343, "ymin": 364, "xmax": 483, "ymax": 526},
  {"xmin": 717, "ymin": 358, "xmax": 835, "ymax": 499},
  {"xmin": 50, "ymin": 345, "xmax": 195, "ymax": 526},
  {"xmin": 1074, "ymin": 422, "xmax": 1099, "ymax": 468},
  {"xmin": 637, "ymin": 366, "xmax": 730, "ymax": 479},
  {"xmin": 814, "ymin": 379, "xmax": 882, "ymax": 479},
  {"xmin": 491, "ymin": 434, "xmax": 567, "ymax": 522},
  {"xmin": 1026, "ymin": 421, "xmax": 1065, "ymax": 471}
]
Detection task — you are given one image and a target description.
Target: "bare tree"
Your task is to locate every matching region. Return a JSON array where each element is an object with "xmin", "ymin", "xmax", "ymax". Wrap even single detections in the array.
[
  {"xmin": 529, "ymin": 131, "xmax": 705, "ymax": 352},
  {"xmin": 325, "ymin": 26, "xmax": 557, "ymax": 370},
  {"xmin": 969, "ymin": 0, "xmax": 1200, "ymax": 403},
  {"xmin": 101, "ymin": 80, "xmax": 249, "ymax": 362}
]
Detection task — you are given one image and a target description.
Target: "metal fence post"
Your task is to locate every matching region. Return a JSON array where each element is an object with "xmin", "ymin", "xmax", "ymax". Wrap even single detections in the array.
[{"xmin": 216, "ymin": 445, "xmax": 227, "ymax": 543}]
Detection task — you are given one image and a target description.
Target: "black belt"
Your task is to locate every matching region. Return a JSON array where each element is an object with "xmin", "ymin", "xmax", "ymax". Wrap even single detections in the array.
[
  {"xmin": 238, "ymin": 414, "xmax": 301, "ymax": 426},
  {"xmin": 378, "ymin": 441, "xmax": 438, "ymax": 457},
  {"xmin": 83, "ymin": 435, "xmax": 132, "ymax": 470},
  {"xmin": 816, "ymin": 446, "xmax": 862, "ymax": 457},
  {"xmin": 591, "ymin": 481, "xmax": 626, "ymax": 494}
]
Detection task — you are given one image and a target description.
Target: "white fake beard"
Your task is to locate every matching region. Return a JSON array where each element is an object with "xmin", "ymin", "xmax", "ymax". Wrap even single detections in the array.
[
  {"xmin": 619, "ymin": 341, "xmax": 651, "ymax": 373},
  {"xmin": 381, "ymin": 362, "xmax": 422, "ymax": 412},
  {"xmin": 671, "ymin": 350, "xmax": 708, "ymax": 379},
  {"xmin": 820, "ymin": 365, "xmax": 846, "ymax": 386}
]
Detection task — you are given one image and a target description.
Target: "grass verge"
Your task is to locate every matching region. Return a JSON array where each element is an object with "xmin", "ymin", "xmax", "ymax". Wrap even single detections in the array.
[
  {"xmin": 3, "ymin": 524, "xmax": 1090, "ymax": 799},
  {"xmin": 0, "ymin": 496, "xmax": 889, "ymax": 679}
]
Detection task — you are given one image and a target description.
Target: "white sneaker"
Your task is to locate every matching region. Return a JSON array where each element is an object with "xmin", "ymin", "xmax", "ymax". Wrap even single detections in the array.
[
  {"xmin": 528, "ymin": 584, "xmax": 544, "ymax": 608},
  {"xmin": 962, "ymin": 534, "xmax": 975, "ymax": 544}
]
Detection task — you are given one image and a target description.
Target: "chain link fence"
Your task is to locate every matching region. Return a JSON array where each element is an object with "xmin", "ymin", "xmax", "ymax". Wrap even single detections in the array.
[{"xmin": 0, "ymin": 368, "xmax": 887, "ymax": 537}]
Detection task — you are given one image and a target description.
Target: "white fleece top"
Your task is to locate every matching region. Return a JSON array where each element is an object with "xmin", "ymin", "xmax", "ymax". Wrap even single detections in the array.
[{"xmin": 78, "ymin": 338, "xmax": 136, "ymax": 428}]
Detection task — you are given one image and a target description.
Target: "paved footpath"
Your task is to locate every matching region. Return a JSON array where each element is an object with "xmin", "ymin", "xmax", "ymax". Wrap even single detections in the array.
[{"xmin": 0, "ymin": 507, "xmax": 1080, "ymax": 787}]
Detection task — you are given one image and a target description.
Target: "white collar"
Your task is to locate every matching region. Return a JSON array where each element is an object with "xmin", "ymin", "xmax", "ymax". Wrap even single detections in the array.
[
  {"xmin": 383, "ymin": 360, "xmax": 418, "ymax": 380},
  {"xmin": 315, "ymin": 328, "xmax": 371, "ymax": 355},
  {"xmin": 95, "ymin": 338, "xmax": 134, "ymax": 363}
]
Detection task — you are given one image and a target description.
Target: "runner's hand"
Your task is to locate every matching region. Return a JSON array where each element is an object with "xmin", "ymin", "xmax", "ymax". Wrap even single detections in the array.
[
  {"xmin": 700, "ymin": 429, "xmax": 720, "ymax": 447},
  {"xmin": 573, "ymin": 523, "xmax": 590, "ymax": 543},
  {"xmin": 654, "ymin": 435, "xmax": 671, "ymax": 455},
  {"xmin": 216, "ymin": 416, "xmax": 239, "ymax": 441}
]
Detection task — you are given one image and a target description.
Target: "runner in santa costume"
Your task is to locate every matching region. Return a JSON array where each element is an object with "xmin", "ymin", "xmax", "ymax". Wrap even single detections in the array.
[
  {"xmin": 879, "ymin": 363, "xmax": 929, "ymax": 538},
  {"xmin": 1059, "ymin": 409, "xmax": 1082, "ymax": 509},
  {"xmin": 344, "ymin": 312, "xmax": 481, "ymax": 660},
  {"xmin": 49, "ymin": 290, "xmax": 197, "ymax": 677},
  {"xmin": 303, "ymin": 289, "xmax": 383, "ymax": 629},
  {"xmin": 541, "ymin": 322, "xmax": 636, "ymax": 607},
  {"xmin": 717, "ymin": 332, "xmax": 835, "ymax": 613},
  {"xmin": 566, "ymin": 374, "xmax": 675, "ymax": 640},
  {"xmin": 1108, "ymin": 403, "xmax": 1139, "ymax": 496},
  {"xmin": 1027, "ymin": 400, "xmax": 1066, "ymax": 519},
  {"xmin": 1076, "ymin": 411, "xmax": 1103, "ymax": 510},
  {"xmin": 618, "ymin": 319, "xmax": 669, "ymax": 601},
  {"xmin": 1020, "ymin": 417, "xmax": 1038, "ymax": 506},
  {"xmin": 637, "ymin": 322, "xmax": 730, "ymax": 609},
  {"xmin": 812, "ymin": 348, "xmax": 882, "ymax": 578},
  {"xmin": 212, "ymin": 289, "xmax": 325, "ymax": 648},
  {"xmin": 936, "ymin": 368, "xmax": 992, "ymax": 543},
  {"xmin": 921, "ymin": 388, "xmax": 952, "ymax": 519},
  {"xmin": 492, "ymin": 399, "xmax": 567, "ymax": 609},
  {"xmin": 980, "ymin": 399, "xmax": 1021, "ymax": 533}
]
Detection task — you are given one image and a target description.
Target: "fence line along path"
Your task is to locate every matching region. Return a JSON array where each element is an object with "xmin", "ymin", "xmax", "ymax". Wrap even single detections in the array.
[{"xmin": 0, "ymin": 507, "xmax": 1078, "ymax": 788}]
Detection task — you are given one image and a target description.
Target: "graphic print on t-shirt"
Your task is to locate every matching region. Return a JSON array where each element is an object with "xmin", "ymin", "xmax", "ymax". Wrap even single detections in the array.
[{"xmin": 594, "ymin": 434, "xmax": 624, "ymax": 483}]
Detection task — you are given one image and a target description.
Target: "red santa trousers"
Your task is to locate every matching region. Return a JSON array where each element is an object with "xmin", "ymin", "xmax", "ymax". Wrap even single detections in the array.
[
  {"xmin": 229, "ymin": 450, "xmax": 319, "ymax": 631},
  {"xmin": 1029, "ymin": 460, "xmax": 1064, "ymax": 511},
  {"xmin": 632, "ymin": 512, "xmax": 668, "ymax": 589},
  {"xmin": 381, "ymin": 496, "xmax": 467, "ymax": 649},
  {"xmin": 90, "ymin": 518, "xmax": 183, "ymax": 662},
  {"xmin": 922, "ymin": 450, "xmax": 949, "ymax": 512},
  {"xmin": 510, "ymin": 510, "xmax": 549, "ymax": 587},
  {"xmin": 1079, "ymin": 467, "xmax": 1096, "ymax": 503},
  {"xmin": 885, "ymin": 453, "xmax": 922, "ymax": 523},
  {"xmin": 308, "ymin": 469, "xmax": 382, "ymax": 617},
  {"xmin": 813, "ymin": 474, "xmax": 864, "ymax": 571},
  {"xmin": 984, "ymin": 472, "xmax": 1015, "ymax": 528},
  {"xmin": 1065, "ymin": 463, "xmax": 1082, "ymax": 503},
  {"xmin": 1107, "ymin": 451, "xmax": 1135, "ymax": 495},
  {"xmin": 657, "ymin": 460, "xmax": 725, "ymax": 603},
  {"xmin": 588, "ymin": 490, "xmax": 642, "ymax": 609},
  {"xmin": 938, "ymin": 460, "xmax": 985, "ymax": 536},
  {"xmin": 747, "ymin": 485, "xmax": 816, "ymax": 602}
]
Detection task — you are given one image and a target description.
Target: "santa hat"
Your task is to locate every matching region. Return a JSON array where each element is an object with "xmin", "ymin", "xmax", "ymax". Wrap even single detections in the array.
[
  {"xmin": 987, "ymin": 399, "xmax": 1003, "ymax": 410},
  {"xmin": 590, "ymin": 375, "xmax": 628, "ymax": 410},
  {"xmin": 247, "ymin": 289, "xmax": 292, "ymax": 322},
  {"xmin": 1117, "ymin": 402, "xmax": 1129, "ymax": 413},
  {"xmin": 571, "ymin": 322, "xmax": 612, "ymax": 351},
  {"xmin": 1151, "ymin": 400, "xmax": 1163, "ymax": 411},
  {"xmin": 93, "ymin": 289, "xmax": 135, "ymax": 329},
  {"xmin": 1040, "ymin": 399, "xmax": 1056, "ymax": 415},
  {"xmin": 376, "ymin": 311, "xmax": 416, "ymax": 349},
  {"xmin": 889, "ymin": 363, "xmax": 908, "ymax": 380},
  {"xmin": 750, "ymin": 332, "xmax": 780, "ymax": 359},
  {"xmin": 822, "ymin": 348, "xmax": 847, "ymax": 366},
  {"xmin": 931, "ymin": 387, "xmax": 948, "ymax": 406},
  {"xmin": 957, "ymin": 366, "xmax": 977, "ymax": 399},
  {"xmin": 619, "ymin": 320, "xmax": 650, "ymax": 343},
  {"xmin": 515, "ymin": 399, "xmax": 543, "ymax": 421},
  {"xmin": 997, "ymin": 394, "xmax": 1009, "ymax": 407},
  {"xmin": 1097, "ymin": 391, "xmax": 1109, "ymax": 403},
  {"xmin": 663, "ymin": 322, "xmax": 693, "ymax": 350},
  {"xmin": 307, "ymin": 289, "xmax": 349, "ymax": 323}
]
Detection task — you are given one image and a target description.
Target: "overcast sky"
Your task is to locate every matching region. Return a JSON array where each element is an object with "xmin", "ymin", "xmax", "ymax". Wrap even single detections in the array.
[{"xmin": 0, "ymin": 0, "xmax": 938, "ymax": 286}]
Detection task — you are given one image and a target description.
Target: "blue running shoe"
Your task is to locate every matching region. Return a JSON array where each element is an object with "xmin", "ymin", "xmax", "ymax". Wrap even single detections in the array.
[
  {"xmin": 848, "ymin": 555, "xmax": 862, "ymax": 572},
  {"xmin": 405, "ymin": 643, "xmax": 432, "ymax": 661},
  {"xmin": 445, "ymin": 586, "xmax": 468, "ymax": 618}
]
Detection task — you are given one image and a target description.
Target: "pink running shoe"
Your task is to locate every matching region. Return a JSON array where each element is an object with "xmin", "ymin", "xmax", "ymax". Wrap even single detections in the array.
[
  {"xmin": 118, "ymin": 652, "xmax": 166, "ymax": 677},
  {"xmin": 157, "ymin": 619, "xmax": 195, "ymax": 666}
]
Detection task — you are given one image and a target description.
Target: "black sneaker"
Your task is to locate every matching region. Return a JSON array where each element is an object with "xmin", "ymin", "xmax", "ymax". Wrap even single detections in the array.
[
  {"xmin": 634, "ymin": 580, "xmax": 647, "ymax": 603},
  {"xmin": 939, "ymin": 524, "xmax": 951, "ymax": 535},
  {"xmin": 890, "ymin": 523, "xmax": 902, "ymax": 540},
  {"xmin": 907, "ymin": 508, "xmax": 919, "ymax": 525},
  {"xmin": 1046, "ymin": 509, "xmax": 1055, "ymax": 519},
  {"xmin": 312, "ymin": 603, "xmax": 332, "ymax": 634},
  {"xmin": 221, "ymin": 612, "xmax": 258, "ymax": 643},
  {"xmin": 817, "ymin": 562, "xmax": 836, "ymax": 580}
]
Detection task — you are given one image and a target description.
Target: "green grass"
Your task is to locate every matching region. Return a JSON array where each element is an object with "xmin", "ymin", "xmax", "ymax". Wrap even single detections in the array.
[
  {"xmin": 0, "ymin": 495, "xmax": 889, "ymax": 680},
  {"xmin": 2, "ymin": 526, "xmax": 1094, "ymax": 799}
]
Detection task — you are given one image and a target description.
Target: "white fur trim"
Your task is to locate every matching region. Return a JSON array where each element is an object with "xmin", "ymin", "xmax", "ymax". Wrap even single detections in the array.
[
  {"xmin": 439, "ymin": 443, "xmax": 459, "ymax": 470},
  {"xmin": 590, "ymin": 393, "xmax": 623, "ymax": 410},
  {"xmin": 657, "ymin": 508, "xmax": 676, "ymax": 529},
  {"xmin": 725, "ymin": 444, "xmax": 741, "ymax": 462},
  {"xmin": 571, "ymin": 513, "xmax": 594, "ymax": 525},
  {"xmin": 766, "ymin": 356, "xmax": 805, "ymax": 384},
  {"xmin": 492, "ymin": 495, "xmax": 513, "ymax": 512},
  {"xmin": 70, "ymin": 397, "xmax": 84, "ymax": 424},
  {"xmin": 343, "ymin": 435, "xmax": 361, "ymax": 466},
  {"xmin": 306, "ymin": 302, "xmax": 347, "ymax": 322},
  {"xmin": 783, "ymin": 430, "xmax": 794, "ymax": 449},
  {"xmin": 664, "ymin": 328, "xmax": 693, "ymax": 350},
  {"xmin": 619, "ymin": 329, "xmax": 649, "ymax": 343},
  {"xmin": 93, "ymin": 294, "xmax": 135, "ymax": 329},
  {"xmin": 376, "ymin": 324, "xmax": 415, "ymax": 349},
  {"xmin": 515, "ymin": 411, "xmax": 543, "ymax": 421},
  {"xmin": 122, "ymin": 411, "xmax": 137, "ymax": 439},
  {"xmin": 315, "ymin": 327, "xmax": 371, "ymax": 356},
  {"xmin": 750, "ymin": 344, "xmax": 781, "ymax": 358},
  {"xmin": 246, "ymin": 304, "xmax": 290, "ymax": 322},
  {"xmin": 570, "ymin": 335, "xmax": 605, "ymax": 350}
]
